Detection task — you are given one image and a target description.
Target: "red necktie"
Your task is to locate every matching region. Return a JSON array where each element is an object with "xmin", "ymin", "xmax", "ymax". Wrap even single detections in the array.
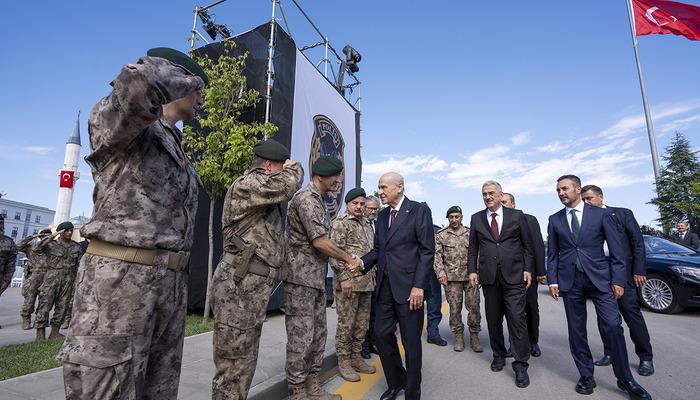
[
  {"xmin": 491, "ymin": 213, "xmax": 500, "ymax": 241},
  {"xmin": 390, "ymin": 209, "xmax": 398, "ymax": 228}
]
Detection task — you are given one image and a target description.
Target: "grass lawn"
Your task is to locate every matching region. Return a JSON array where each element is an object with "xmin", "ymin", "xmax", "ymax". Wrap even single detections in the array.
[{"xmin": 0, "ymin": 313, "xmax": 215, "ymax": 381}]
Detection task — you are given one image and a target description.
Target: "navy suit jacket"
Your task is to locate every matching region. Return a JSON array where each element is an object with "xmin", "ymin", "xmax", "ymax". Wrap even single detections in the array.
[
  {"xmin": 546, "ymin": 203, "xmax": 626, "ymax": 293},
  {"xmin": 361, "ymin": 197, "xmax": 435, "ymax": 304},
  {"xmin": 608, "ymin": 206, "xmax": 646, "ymax": 285}
]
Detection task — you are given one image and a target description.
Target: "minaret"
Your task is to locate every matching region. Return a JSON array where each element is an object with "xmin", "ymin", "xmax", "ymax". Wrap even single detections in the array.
[{"xmin": 53, "ymin": 112, "xmax": 81, "ymax": 226}]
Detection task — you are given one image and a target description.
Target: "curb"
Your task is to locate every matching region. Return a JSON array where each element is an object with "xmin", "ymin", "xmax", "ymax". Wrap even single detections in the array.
[{"xmin": 249, "ymin": 352, "xmax": 338, "ymax": 400}]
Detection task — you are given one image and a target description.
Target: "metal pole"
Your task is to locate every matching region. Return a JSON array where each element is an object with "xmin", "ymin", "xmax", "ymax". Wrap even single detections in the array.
[
  {"xmin": 626, "ymin": 0, "xmax": 662, "ymax": 180},
  {"xmin": 265, "ymin": 0, "xmax": 278, "ymax": 126},
  {"xmin": 190, "ymin": 8, "xmax": 200, "ymax": 49},
  {"xmin": 324, "ymin": 38, "xmax": 329, "ymax": 78}
]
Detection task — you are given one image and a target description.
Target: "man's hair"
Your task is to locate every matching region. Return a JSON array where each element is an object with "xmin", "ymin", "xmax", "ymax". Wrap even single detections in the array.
[
  {"xmin": 250, "ymin": 155, "xmax": 266, "ymax": 169},
  {"xmin": 366, "ymin": 196, "xmax": 380, "ymax": 206},
  {"xmin": 581, "ymin": 184, "xmax": 603, "ymax": 196},
  {"xmin": 482, "ymin": 180, "xmax": 503, "ymax": 192},
  {"xmin": 557, "ymin": 174, "xmax": 582, "ymax": 188},
  {"xmin": 677, "ymin": 221, "xmax": 688, "ymax": 227},
  {"xmin": 503, "ymin": 192, "xmax": 516, "ymax": 204}
]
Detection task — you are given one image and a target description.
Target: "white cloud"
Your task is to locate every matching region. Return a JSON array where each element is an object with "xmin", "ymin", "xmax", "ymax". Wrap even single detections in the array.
[
  {"xmin": 657, "ymin": 113, "xmax": 700, "ymax": 134},
  {"xmin": 536, "ymin": 141, "xmax": 567, "ymax": 153},
  {"xmin": 405, "ymin": 181, "xmax": 426, "ymax": 197},
  {"xmin": 363, "ymin": 155, "xmax": 448, "ymax": 176},
  {"xmin": 511, "ymin": 131, "xmax": 531, "ymax": 146},
  {"xmin": 598, "ymin": 101, "xmax": 700, "ymax": 139},
  {"xmin": 23, "ymin": 146, "xmax": 54, "ymax": 155}
]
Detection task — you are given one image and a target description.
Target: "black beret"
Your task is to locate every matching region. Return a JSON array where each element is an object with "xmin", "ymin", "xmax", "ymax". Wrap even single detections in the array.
[
  {"xmin": 253, "ymin": 140, "xmax": 290, "ymax": 161},
  {"xmin": 446, "ymin": 206, "xmax": 462, "ymax": 217},
  {"xmin": 312, "ymin": 156, "xmax": 343, "ymax": 177},
  {"xmin": 56, "ymin": 221, "xmax": 74, "ymax": 232},
  {"xmin": 344, "ymin": 188, "xmax": 366, "ymax": 203},
  {"xmin": 147, "ymin": 47, "xmax": 209, "ymax": 86},
  {"xmin": 0, "ymin": 215, "xmax": 3, "ymax": 221}
]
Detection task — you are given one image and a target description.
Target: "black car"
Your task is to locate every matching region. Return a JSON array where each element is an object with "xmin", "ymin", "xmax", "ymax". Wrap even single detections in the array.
[{"xmin": 639, "ymin": 235, "xmax": 700, "ymax": 314}]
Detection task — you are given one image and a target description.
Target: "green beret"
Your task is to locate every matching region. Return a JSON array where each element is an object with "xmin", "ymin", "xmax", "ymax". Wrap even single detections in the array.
[
  {"xmin": 147, "ymin": 47, "xmax": 209, "ymax": 86},
  {"xmin": 344, "ymin": 188, "xmax": 366, "ymax": 203},
  {"xmin": 446, "ymin": 206, "xmax": 462, "ymax": 217},
  {"xmin": 253, "ymin": 140, "xmax": 290, "ymax": 162},
  {"xmin": 312, "ymin": 156, "xmax": 343, "ymax": 177},
  {"xmin": 39, "ymin": 228, "xmax": 53, "ymax": 235},
  {"xmin": 56, "ymin": 221, "xmax": 74, "ymax": 232}
]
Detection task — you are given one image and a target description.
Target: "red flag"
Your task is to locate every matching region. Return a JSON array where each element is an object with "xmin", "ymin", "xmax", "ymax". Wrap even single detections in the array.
[
  {"xmin": 59, "ymin": 170, "xmax": 74, "ymax": 189},
  {"xmin": 633, "ymin": 0, "xmax": 700, "ymax": 40}
]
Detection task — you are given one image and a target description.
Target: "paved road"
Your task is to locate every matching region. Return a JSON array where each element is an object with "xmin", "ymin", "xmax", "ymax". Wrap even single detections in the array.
[{"xmin": 322, "ymin": 285, "xmax": 700, "ymax": 400}]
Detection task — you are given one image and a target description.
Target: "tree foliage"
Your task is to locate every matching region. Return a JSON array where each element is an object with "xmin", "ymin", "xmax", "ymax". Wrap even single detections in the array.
[
  {"xmin": 649, "ymin": 132, "xmax": 700, "ymax": 234},
  {"xmin": 183, "ymin": 40, "xmax": 277, "ymax": 197}
]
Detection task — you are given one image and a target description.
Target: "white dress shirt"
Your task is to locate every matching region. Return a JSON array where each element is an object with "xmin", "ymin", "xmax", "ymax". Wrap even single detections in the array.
[
  {"xmin": 485, "ymin": 206, "xmax": 503, "ymax": 235},
  {"xmin": 389, "ymin": 196, "xmax": 405, "ymax": 228}
]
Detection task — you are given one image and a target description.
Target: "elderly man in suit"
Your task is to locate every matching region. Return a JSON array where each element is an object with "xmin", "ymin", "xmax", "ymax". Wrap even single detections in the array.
[
  {"xmin": 356, "ymin": 172, "xmax": 435, "ymax": 400},
  {"xmin": 672, "ymin": 221, "xmax": 699, "ymax": 250},
  {"xmin": 468, "ymin": 181, "xmax": 533, "ymax": 388},
  {"xmin": 547, "ymin": 175, "xmax": 650, "ymax": 400},
  {"xmin": 581, "ymin": 185, "xmax": 654, "ymax": 377}
]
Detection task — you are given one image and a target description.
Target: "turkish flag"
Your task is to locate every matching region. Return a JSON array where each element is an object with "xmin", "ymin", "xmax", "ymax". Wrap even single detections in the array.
[
  {"xmin": 59, "ymin": 170, "xmax": 74, "ymax": 189},
  {"xmin": 633, "ymin": 0, "xmax": 700, "ymax": 40}
]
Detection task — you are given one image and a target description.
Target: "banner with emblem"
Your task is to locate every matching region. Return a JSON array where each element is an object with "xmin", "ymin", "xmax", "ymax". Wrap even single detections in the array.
[{"xmin": 290, "ymin": 48, "xmax": 359, "ymax": 219}]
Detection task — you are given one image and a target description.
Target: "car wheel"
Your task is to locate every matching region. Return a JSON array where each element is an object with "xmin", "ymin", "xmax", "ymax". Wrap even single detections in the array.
[{"xmin": 639, "ymin": 274, "xmax": 684, "ymax": 314}]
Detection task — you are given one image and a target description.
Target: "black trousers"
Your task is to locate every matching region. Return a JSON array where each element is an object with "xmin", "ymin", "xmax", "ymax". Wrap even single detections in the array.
[
  {"xmin": 597, "ymin": 281, "xmax": 653, "ymax": 361},
  {"xmin": 525, "ymin": 280, "xmax": 540, "ymax": 344},
  {"xmin": 481, "ymin": 268, "xmax": 530, "ymax": 372},
  {"xmin": 374, "ymin": 277, "xmax": 424, "ymax": 400},
  {"xmin": 562, "ymin": 270, "xmax": 633, "ymax": 381}
]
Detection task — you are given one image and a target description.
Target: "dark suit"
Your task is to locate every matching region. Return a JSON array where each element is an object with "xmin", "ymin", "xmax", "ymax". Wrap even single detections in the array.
[
  {"xmin": 467, "ymin": 207, "xmax": 533, "ymax": 372},
  {"xmin": 547, "ymin": 203, "xmax": 634, "ymax": 381},
  {"xmin": 361, "ymin": 197, "xmax": 435, "ymax": 400},
  {"xmin": 523, "ymin": 214, "xmax": 545, "ymax": 345},
  {"xmin": 595, "ymin": 207, "xmax": 653, "ymax": 361},
  {"xmin": 673, "ymin": 230, "xmax": 700, "ymax": 250}
]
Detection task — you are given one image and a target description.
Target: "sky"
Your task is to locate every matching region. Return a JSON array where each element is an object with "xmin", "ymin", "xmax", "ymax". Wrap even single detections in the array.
[{"xmin": 1, "ymin": 0, "xmax": 699, "ymax": 234}]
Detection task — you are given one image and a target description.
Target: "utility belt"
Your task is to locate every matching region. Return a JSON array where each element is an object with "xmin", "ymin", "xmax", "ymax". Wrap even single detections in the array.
[
  {"xmin": 222, "ymin": 252, "xmax": 279, "ymax": 283},
  {"xmin": 86, "ymin": 240, "xmax": 190, "ymax": 271}
]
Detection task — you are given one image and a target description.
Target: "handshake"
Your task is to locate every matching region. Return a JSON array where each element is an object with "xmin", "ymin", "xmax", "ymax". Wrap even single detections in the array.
[{"xmin": 345, "ymin": 254, "xmax": 362, "ymax": 273}]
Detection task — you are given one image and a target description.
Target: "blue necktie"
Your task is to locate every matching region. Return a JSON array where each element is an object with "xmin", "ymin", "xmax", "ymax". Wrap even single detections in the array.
[{"xmin": 570, "ymin": 209, "xmax": 583, "ymax": 272}]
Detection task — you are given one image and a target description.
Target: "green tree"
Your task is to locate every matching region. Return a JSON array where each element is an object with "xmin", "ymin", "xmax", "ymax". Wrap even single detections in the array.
[
  {"xmin": 649, "ymin": 132, "xmax": 700, "ymax": 234},
  {"xmin": 184, "ymin": 41, "xmax": 277, "ymax": 321}
]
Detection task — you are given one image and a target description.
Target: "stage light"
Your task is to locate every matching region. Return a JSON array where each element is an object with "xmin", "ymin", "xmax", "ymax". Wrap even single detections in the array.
[
  {"xmin": 197, "ymin": 9, "xmax": 231, "ymax": 41},
  {"xmin": 342, "ymin": 45, "xmax": 361, "ymax": 73}
]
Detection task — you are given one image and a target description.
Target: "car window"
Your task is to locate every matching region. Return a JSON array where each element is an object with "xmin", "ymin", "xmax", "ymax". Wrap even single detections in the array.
[{"xmin": 644, "ymin": 236, "xmax": 697, "ymax": 254}]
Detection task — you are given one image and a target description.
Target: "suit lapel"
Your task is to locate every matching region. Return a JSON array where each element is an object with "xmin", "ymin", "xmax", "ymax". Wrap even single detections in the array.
[
  {"xmin": 386, "ymin": 197, "xmax": 413, "ymax": 243},
  {"xmin": 482, "ymin": 209, "xmax": 498, "ymax": 241},
  {"xmin": 559, "ymin": 208, "xmax": 574, "ymax": 243}
]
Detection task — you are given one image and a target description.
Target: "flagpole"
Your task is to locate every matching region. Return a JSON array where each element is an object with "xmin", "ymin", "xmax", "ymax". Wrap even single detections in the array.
[{"xmin": 626, "ymin": 0, "xmax": 662, "ymax": 181}]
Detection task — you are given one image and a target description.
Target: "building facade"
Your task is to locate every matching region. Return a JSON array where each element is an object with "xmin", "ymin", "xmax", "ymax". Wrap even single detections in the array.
[{"xmin": 0, "ymin": 198, "xmax": 55, "ymax": 241}]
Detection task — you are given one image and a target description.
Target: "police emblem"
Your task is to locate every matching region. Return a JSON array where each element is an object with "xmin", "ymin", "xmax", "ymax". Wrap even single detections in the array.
[{"xmin": 309, "ymin": 114, "xmax": 345, "ymax": 219}]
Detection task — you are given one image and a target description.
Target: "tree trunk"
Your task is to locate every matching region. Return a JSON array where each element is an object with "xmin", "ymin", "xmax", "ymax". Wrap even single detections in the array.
[{"xmin": 203, "ymin": 196, "xmax": 215, "ymax": 322}]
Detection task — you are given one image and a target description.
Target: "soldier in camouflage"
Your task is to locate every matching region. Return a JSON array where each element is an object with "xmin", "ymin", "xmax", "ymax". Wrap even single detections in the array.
[
  {"xmin": 285, "ymin": 156, "xmax": 361, "ymax": 400},
  {"xmin": 211, "ymin": 139, "xmax": 303, "ymax": 400},
  {"xmin": 58, "ymin": 47, "xmax": 206, "ymax": 399},
  {"xmin": 17, "ymin": 228, "xmax": 52, "ymax": 330},
  {"xmin": 33, "ymin": 221, "xmax": 81, "ymax": 341},
  {"xmin": 330, "ymin": 188, "xmax": 377, "ymax": 382},
  {"xmin": 434, "ymin": 206, "xmax": 483, "ymax": 353},
  {"xmin": 0, "ymin": 215, "xmax": 18, "ymax": 329}
]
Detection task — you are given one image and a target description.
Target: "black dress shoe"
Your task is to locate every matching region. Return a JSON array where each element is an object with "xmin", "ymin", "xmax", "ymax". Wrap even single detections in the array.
[
  {"xmin": 370, "ymin": 344, "xmax": 380, "ymax": 355},
  {"xmin": 515, "ymin": 371, "xmax": 530, "ymax": 388},
  {"xmin": 594, "ymin": 354, "xmax": 612, "ymax": 366},
  {"xmin": 575, "ymin": 376, "xmax": 596, "ymax": 395},
  {"xmin": 427, "ymin": 336, "xmax": 447, "ymax": 346},
  {"xmin": 617, "ymin": 379, "xmax": 652, "ymax": 400},
  {"xmin": 490, "ymin": 357, "xmax": 506, "ymax": 372},
  {"xmin": 361, "ymin": 349, "xmax": 371, "ymax": 359},
  {"xmin": 380, "ymin": 385, "xmax": 405, "ymax": 400},
  {"xmin": 638, "ymin": 360, "xmax": 654, "ymax": 376},
  {"xmin": 505, "ymin": 347, "xmax": 514, "ymax": 358},
  {"xmin": 530, "ymin": 342, "xmax": 541, "ymax": 357}
]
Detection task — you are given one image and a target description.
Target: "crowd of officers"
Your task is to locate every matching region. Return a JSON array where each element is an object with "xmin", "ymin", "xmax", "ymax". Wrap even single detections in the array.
[{"xmin": 0, "ymin": 217, "xmax": 82, "ymax": 339}]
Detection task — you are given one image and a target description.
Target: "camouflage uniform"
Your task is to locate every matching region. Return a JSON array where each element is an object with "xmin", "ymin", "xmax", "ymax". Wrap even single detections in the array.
[
  {"xmin": 0, "ymin": 234, "xmax": 17, "ymax": 296},
  {"xmin": 59, "ymin": 56, "xmax": 202, "ymax": 399},
  {"xmin": 434, "ymin": 225, "xmax": 481, "ymax": 335},
  {"xmin": 17, "ymin": 235, "xmax": 48, "ymax": 320},
  {"xmin": 285, "ymin": 183, "xmax": 331, "ymax": 386},
  {"xmin": 211, "ymin": 162, "xmax": 303, "ymax": 400},
  {"xmin": 33, "ymin": 236, "xmax": 80, "ymax": 328},
  {"xmin": 330, "ymin": 211, "xmax": 375, "ymax": 361}
]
